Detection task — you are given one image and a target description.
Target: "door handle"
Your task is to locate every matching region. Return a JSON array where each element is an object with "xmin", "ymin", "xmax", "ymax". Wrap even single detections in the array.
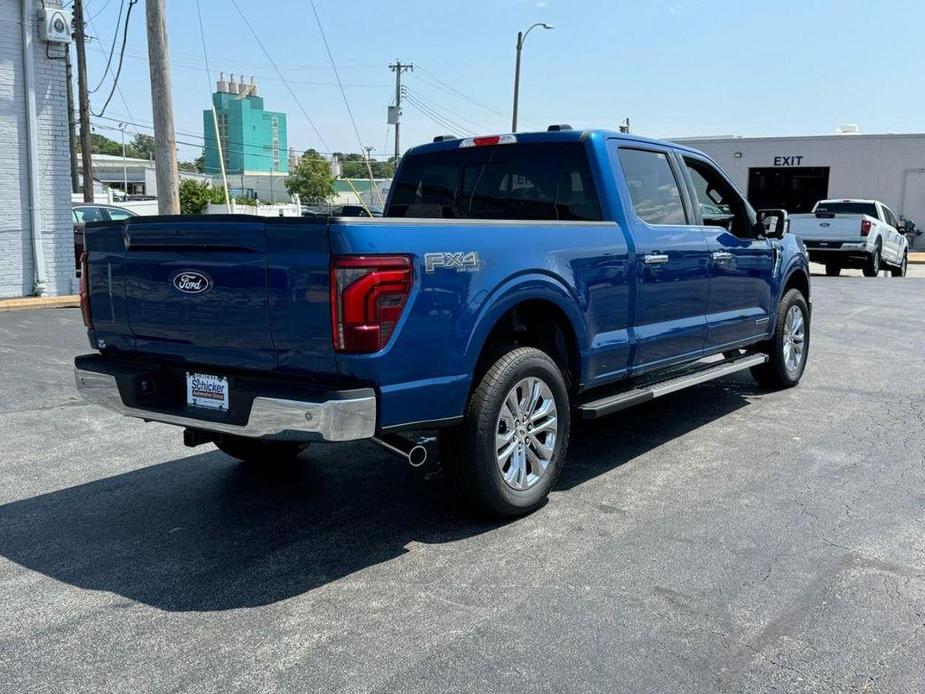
[
  {"xmin": 711, "ymin": 251, "xmax": 734, "ymax": 262},
  {"xmin": 642, "ymin": 253, "xmax": 669, "ymax": 265}
]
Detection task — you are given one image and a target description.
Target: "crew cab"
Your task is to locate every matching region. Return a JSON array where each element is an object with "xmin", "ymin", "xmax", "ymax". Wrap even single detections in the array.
[
  {"xmin": 789, "ymin": 199, "xmax": 909, "ymax": 277},
  {"xmin": 75, "ymin": 128, "xmax": 812, "ymax": 516}
]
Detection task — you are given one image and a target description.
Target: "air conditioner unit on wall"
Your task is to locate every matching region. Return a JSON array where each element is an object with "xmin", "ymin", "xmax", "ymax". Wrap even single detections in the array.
[{"xmin": 39, "ymin": 7, "xmax": 73, "ymax": 44}]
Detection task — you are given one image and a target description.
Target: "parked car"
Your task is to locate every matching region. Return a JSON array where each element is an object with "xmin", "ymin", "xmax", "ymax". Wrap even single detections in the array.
[
  {"xmin": 73, "ymin": 204, "xmax": 137, "ymax": 271},
  {"xmin": 789, "ymin": 199, "xmax": 908, "ymax": 277},
  {"xmin": 74, "ymin": 128, "xmax": 811, "ymax": 517}
]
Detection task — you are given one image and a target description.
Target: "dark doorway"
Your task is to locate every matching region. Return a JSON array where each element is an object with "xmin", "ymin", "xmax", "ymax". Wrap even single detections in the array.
[{"xmin": 747, "ymin": 167, "xmax": 830, "ymax": 214}]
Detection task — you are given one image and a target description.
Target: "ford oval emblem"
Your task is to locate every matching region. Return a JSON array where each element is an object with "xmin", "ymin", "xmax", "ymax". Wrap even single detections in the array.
[
  {"xmin": 819, "ymin": 222, "xmax": 831, "ymax": 227},
  {"xmin": 172, "ymin": 270, "xmax": 212, "ymax": 294}
]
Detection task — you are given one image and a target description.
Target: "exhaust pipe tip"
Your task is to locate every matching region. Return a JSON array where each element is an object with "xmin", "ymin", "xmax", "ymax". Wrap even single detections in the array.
[
  {"xmin": 372, "ymin": 435, "xmax": 429, "ymax": 468},
  {"xmin": 407, "ymin": 445, "xmax": 427, "ymax": 467}
]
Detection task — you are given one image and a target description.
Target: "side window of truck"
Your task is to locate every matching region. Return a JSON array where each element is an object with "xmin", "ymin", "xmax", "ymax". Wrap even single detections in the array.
[
  {"xmin": 617, "ymin": 148, "xmax": 687, "ymax": 225},
  {"xmin": 683, "ymin": 158, "xmax": 752, "ymax": 238},
  {"xmin": 882, "ymin": 206, "xmax": 898, "ymax": 229}
]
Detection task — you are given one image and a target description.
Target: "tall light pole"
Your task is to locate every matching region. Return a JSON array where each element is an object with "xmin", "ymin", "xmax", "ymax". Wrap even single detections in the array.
[
  {"xmin": 119, "ymin": 122, "xmax": 128, "ymax": 198},
  {"xmin": 512, "ymin": 22, "xmax": 553, "ymax": 133}
]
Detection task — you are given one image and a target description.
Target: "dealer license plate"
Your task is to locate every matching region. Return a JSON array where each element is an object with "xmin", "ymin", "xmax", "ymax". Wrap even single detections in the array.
[{"xmin": 186, "ymin": 372, "xmax": 229, "ymax": 411}]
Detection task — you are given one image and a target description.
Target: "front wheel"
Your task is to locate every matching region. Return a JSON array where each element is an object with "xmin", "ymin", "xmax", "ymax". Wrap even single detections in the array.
[
  {"xmin": 214, "ymin": 435, "xmax": 309, "ymax": 463},
  {"xmin": 439, "ymin": 346, "xmax": 570, "ymax": 517},
  {"xmin": 891, "ymin": 252, "xmax": 908, "ymax": 278},
  {"xmin": 751, "ymin": 288, "xmax": 810, "ymax": 389},
  {"xmin": 862, "ymin": 246, "xmax": 882, "ymax": 277}
]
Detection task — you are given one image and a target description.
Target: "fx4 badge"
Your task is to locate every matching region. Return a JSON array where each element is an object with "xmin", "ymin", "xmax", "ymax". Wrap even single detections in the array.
[{"xmin": 424, "ymin": 251, "xmax": 481, "ymax": 273}]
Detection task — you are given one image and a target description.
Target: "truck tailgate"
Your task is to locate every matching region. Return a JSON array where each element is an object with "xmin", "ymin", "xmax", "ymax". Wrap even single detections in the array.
[
  {"xmin": 789, "ymin": 214, "xmax": 864, "ymax": 241},
  {"xmin": 86, "ymin": 216, "xmax": 337, "ymax": 377}
]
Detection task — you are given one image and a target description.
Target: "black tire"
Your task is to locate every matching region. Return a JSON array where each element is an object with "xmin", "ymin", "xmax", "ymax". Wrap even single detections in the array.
[
  {"xmin": 891, "ymin": 252, "xmax": 908, "ymax": 278},
  {"xmin": 824, "ymin": 263, "xmax": 841, "ymax": 277},
  {"xmin": 214, "ymin": 435, "xmax": 308, "ymax": 463},
  {"xmin": 439, "ymin": 346, "xmax": 570, "ymax": 517},
  {"xmin": 862, "ymin": 245, "xmax": 882, "ymax": 277},
  {"xmin": 751, "ymin": 288, "xmax": 810, "ymax": 389}
]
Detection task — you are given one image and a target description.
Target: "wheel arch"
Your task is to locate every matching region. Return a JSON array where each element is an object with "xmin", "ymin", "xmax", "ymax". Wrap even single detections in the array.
[{"xmin": 464, "ymin": 277, "xmax": 587, "ymax": 393}]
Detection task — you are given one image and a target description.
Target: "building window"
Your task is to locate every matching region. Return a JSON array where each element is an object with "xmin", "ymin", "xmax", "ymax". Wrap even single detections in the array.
[
  {"xmin": 271, "ymin": 116, "xmax": 280, "ymax": 172},
  {"xmin": 217, "ymin": 112, "xmax": 229, "ymax": 166}
]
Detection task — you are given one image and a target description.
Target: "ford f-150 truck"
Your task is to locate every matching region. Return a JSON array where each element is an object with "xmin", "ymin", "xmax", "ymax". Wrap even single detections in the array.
[
  {"xmin": 75, "ymin": 128, "xmax": 811, "ymax": 516},
  {"xmin": 789, "ymin": 199, "xmax": 909, "ymax": 277}
]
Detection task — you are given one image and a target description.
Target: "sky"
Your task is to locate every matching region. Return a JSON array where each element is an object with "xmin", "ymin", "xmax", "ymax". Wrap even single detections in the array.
[{"xmin": 80, "ymin": 0, "xmax": 925, "ymax": 163}]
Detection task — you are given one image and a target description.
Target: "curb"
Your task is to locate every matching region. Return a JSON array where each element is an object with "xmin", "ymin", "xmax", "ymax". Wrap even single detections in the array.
[
  {"xmin": 0, "ymin": 295, "xmax": 80, "ymax": 312},
  {"xmin": 909, "ymin": 253, "xmax": 925, "ymax": 265}
]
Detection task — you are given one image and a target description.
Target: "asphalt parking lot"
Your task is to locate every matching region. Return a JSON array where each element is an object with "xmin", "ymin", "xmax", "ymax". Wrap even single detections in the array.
[{"xmin": 1, "ymin": 274, "xmax": 923, "ymax": 693}]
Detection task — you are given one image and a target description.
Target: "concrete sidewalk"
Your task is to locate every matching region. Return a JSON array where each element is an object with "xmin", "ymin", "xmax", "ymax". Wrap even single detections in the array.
[{"xmin": 0, "ymin": 295, "xmax": 79, "ymax": 312}]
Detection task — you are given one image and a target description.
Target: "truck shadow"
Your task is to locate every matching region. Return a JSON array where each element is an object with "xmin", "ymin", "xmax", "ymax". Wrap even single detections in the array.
[{"xmin": 0, "ymin": 377, "xmax": 757, "ymax": 612}]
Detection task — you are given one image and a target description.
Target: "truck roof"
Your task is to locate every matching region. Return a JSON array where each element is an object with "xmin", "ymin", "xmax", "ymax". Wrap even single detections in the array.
[
  {"xmin": 404, "ymin": 128, "xmax": 708, "ymax": 158},
  {"xmin": 817, "ymin": 198, "xmax": 879, "ymax": 205}
]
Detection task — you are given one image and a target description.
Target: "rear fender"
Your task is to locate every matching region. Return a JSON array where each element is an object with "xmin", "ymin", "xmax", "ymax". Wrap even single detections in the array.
[{"xmin": 462, "ymin": 272, "xmax": 588, "ymax": 379}]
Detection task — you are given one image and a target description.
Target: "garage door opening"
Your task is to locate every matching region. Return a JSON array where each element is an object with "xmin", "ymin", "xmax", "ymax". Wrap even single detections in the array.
[{"xmin": 747, "ymin": 167, "xmax": 830, "ymax": 214}]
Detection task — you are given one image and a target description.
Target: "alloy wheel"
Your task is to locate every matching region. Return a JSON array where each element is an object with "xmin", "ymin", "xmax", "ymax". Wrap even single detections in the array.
[{"xmin": 495, "ymin": 377, "xmax": 558, "ymax": 491}]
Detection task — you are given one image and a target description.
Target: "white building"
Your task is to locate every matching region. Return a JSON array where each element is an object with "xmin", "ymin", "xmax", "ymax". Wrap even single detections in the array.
[
  {"xmin": 673, "ymin": 132, "xmax": 925, "ymax": 249},
  {"xmin": 1, "ymin": 1, "xmax": 74, "ymax": 297},
  {"xmin": 77, "ymin": 154, "xmax": 211, "ymax": 199}
]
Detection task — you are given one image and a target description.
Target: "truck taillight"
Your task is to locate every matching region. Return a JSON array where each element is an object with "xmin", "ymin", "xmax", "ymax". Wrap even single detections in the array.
[
  {"xmin": 78, "ymin": 252, "xmax": 93, "ymax": 329},
  {"xmin": 861, "ymin": 219, "xmax": 872, "ymax": 236},
  {"xmin": 330, "ymin": 256, "xmax": 412, "ymax": 353}
]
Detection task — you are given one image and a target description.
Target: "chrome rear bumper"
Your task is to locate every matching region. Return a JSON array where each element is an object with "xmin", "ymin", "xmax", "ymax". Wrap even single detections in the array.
[{"xmin": 74, "ymin": 367, "xmax": 376, "ymax": 442}]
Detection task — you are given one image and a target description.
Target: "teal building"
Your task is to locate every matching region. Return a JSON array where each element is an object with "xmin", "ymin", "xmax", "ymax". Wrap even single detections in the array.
[{"xmin": 203, "ymin": 74, "xmax": 287, "ymax": 175}]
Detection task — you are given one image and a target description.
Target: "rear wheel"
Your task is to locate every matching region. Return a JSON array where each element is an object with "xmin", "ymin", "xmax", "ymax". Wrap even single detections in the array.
[
  {"xmin": 751, "ymin": 288, "xmax": 810, "ymax": 389},
  {"xmin": 862, "ymin": 245, "xmax": 882, "ymax": 277},
  {"xmin": 824, "ymin": 262, "xmax": 841, "ymax": 277},
  {"xmin": 214, "ymin": 435, "xmax": 308, "ymax": 463},
  {"xmin": 891, "ymin": 252, "xmax": 908, "ymax": 278},
  {"xmin": 439, "ymin": 346, "xmax": 570, "ymax": 517}
]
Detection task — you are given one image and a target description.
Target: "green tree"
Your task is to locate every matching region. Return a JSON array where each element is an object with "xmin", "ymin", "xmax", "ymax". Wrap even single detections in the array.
[
  {"xmin": 336, "ymin": 153, "xmax": 397, "ymax": 179},
  {"xmin": 286, "ymin": 153, "xmax": 335, "ymax": 202},
  {"xmin": 90, "ymin": 133, "xmax": 122, "ymax": 156},
  {"xmin": 129, "ymin": 134, "xmax": 155, "ymax": 160}
]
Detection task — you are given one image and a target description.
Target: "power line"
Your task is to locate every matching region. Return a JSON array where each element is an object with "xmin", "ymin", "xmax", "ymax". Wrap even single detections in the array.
[
  {"xmin": 402, "ymin": 93, "xmax": 476, "ymax": 138},
  {"xmin": 86, "ymin": 11, "xmax": 137, "ymax": 121},
  {"xmin": 228, "ymin": 0, "xmax": 331, "ymax": 152},
  {"xmin": 92, "ymin": 116, "xmax": 395, "ymax": 161},
  {"xmin": 413, "ymin": 65, "xmax": 545, "ymax": 131},
  {"xmin": 405, "ymin": 88, "xmax": 487, "ymax": 133},
  {"xmin": 306, "ymin": 0, "xmax": 378, "ymax": 208},
  {"xmin": 90, "ymin": 0, "xmax": 136, "ymax": 118},
  {"xmin": 88, "ymin": 0, "xmax": 124, "ymax": 94},
  {"xmin": 86, "ymin": 0, "xmax": 115, "ymax": 22},
  {"xmin": 195, "ymin": 0, "xmax": 230, "ymax": 209}
]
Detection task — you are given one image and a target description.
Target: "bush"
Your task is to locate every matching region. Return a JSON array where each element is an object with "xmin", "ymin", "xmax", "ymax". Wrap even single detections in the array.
[{"xmin": 178, "ymin": 179, "xmax": 212, "ymax": 215}]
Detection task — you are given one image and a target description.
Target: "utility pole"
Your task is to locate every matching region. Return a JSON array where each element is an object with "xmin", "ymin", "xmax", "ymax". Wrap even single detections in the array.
[
  {"xmin": 119, "ymin": 122, "xmax": 128, "ymax": 197},
  {"xmin": 65, "ymin": 49, "xmax": 80, "ymax": 193},
  {"xmin": 389, "ymin": 61, "xmax": 413, "ymax": 161},
  {"xmin": 145, "ymin": 0, "xmax": 180, "ymax": 214},
  {"xmin": 72, "ymin": 0, "xmax": 94, "ymax": 202}
]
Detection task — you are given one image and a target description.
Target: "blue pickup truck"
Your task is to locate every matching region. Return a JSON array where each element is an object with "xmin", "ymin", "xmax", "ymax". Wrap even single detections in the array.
[{"xmin": 75, "ymin": 128, "xmax": 811, "ymax": 516}]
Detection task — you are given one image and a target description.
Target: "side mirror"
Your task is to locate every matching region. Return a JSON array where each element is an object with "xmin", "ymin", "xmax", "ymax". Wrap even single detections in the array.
[{"xmin": 757, "ymin": 208, "xmax": 788, "ymax": 239}]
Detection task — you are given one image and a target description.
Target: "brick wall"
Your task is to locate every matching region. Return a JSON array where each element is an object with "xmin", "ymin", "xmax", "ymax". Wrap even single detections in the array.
[{"xmin": 0, "ymin": 0, "xmax": 75, "ymax": 298}]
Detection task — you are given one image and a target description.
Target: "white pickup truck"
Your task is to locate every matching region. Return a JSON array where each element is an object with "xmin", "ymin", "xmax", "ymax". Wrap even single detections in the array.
[{"xmin": 789, "ymin": 199, "xmax": 909, "ymax": 277}]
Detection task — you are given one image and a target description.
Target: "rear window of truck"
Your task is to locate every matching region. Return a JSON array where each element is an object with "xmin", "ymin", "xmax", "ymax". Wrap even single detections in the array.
[
  {"xmin": 815, "ymin": 202, "xmax": 878, "ymax": 217},
  {"xmin": 386, "ymin": 142, "xmax": 602, "ymax": 221}
]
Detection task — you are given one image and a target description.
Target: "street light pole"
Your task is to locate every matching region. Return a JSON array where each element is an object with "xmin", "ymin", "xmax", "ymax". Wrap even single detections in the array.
[
  {"xmin": 119, "ymin": 122, "xmax": 128, "ymax": 198},
  {"xmin": 511, "ymin": 22, "xmax": 553, "ymax": 133}
]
